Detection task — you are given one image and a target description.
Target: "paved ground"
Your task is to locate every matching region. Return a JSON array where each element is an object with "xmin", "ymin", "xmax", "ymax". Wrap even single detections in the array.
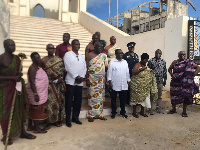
[{"xmin": 1, "ymin": 103, "xmax": 200, "ymax": 150}]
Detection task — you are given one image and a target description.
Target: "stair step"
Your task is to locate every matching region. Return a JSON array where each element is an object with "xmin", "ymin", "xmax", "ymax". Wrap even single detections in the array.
[
  {"xmin": 10, "ymin": 24, "xmax": 87, "ymax": 31},
  {"xmin": 10, "ymin": 28, "xmax": 91, "ymax": 36},
  {"xmin": 14, "ymin": 50, "xmax": 85, "ymax": 58},
  {"xmin": 10, "ymin": 15, "xmax": 71, "ymax": 24},
  {"xmin": 11, "ymin": 16, "xmax": 92, "ymax": 83},
  {"xmin": 10, "ymin": 36, "xmax": 91, "ymax": 44}
]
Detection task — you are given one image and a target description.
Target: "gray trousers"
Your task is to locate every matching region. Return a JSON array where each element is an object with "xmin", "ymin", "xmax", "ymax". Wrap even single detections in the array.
[{"xmin": 151, "ymin": 83, "xmax": 163, "ymax": 109}]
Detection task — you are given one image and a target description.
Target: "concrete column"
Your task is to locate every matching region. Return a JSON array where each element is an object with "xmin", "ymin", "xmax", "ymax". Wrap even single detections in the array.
[
  {"xmin": 80, "ymin": 0, "xmax": 87, "ymax": 12},
  {"xmin": 62, "ymin": 0, "xmax": 69, "ymax": 12},
  {"xmin": 26, "ymin": 0, "xmax": 30, "ymax": 16},
  {"xmin": 59, "ymin": 0, "xmax": 63, "ymax": 20},
  {"xmin": 0, "ymin": 26, "xmax": 5, "ymax": 55}
]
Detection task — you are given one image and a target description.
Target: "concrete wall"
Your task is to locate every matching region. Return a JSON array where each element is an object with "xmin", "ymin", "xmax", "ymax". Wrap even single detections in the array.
[
  {"xmin": 79, "ymin": 11, "xmax": 129, "ymax": 52},
  {"xmin": 79, "ymin": 11, "xmax": 164, "ymax": 58},
  {"xmin": 167, "ymin": 0, "xmax": 188, "ymax": 20},
  {"xmin": 0, "ymin": 1, "xmax": 10, "ymax": 55},
  {"xmin": 4, "ymin": 0, "xmax": 87, "ymax": 21},
  {"xmin": 164, "ymin": 16, "xmax": 189, "ymax": 90},
  {"xmin": 80, "ymin": 11, "xmax": 189, "ymax": 91}
]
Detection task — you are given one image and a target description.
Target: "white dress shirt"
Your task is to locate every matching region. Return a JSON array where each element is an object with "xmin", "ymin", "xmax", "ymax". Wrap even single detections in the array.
[
  {"xmin": 64, "ymin": 51, "xmax": 86, "ymax": 86},
  {"xmin": 107, "ymin": 58, "xmax": 131, "ymax": 91}
]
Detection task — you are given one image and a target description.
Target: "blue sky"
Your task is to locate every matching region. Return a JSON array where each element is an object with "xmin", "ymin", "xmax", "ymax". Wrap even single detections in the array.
[{"xmin": 87, "ymin": 0, "xmax": 200, "ymax": 21}]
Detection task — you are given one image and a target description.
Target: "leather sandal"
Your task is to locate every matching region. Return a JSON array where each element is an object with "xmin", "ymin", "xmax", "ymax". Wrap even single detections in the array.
[
  {"xmin": 132, "ymin": 113, "xmax": 139, "ymax": 118},
  {"xmin": 88, "ymin": 117, "xmax": 94, "ymax": 122},
  {"xmin": 167, "ymin": 110, "xmax": 177, "ymax": 114}
]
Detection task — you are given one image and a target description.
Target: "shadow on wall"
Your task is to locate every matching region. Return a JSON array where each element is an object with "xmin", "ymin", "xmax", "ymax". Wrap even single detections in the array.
[{"xmin": 30, "ymin": 4, "xmax": 59, "ymax": 20}]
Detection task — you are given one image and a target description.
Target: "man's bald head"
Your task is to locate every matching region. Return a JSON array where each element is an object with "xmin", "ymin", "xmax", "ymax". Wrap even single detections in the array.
[
  {"xmin": 92, "ymin": 34, "xmax": 100, "ymax": 43},
  {"xmin": 95, "ymin": 31, "xmax": 100, "ymax": 38},
  {"xmin": 94, "ymin": 41, "xmax": 102, "ymax": 54},
  {"xmin": 46, "ymin": 44, "xmax": 54, "ymax": 50},
  {"xmin": 3, "ymin": 39, "xmax": 15, "ymax": 53},
  {"xmin": 178, "ymin": 51, "xmax": 185, "ymax": 56},
  {"xmin": 4, "ymin": 39, "xmax": 14, "ymax": 48}
]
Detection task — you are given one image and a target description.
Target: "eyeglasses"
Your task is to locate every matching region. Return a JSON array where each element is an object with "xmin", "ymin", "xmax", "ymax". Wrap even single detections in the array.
[{"xmin": 76, "ymin": 55, "xmax": 79, "ymax": 61}]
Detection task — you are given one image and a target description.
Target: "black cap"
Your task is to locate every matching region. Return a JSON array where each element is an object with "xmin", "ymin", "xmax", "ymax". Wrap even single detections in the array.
[{"xmin": 127, "ymin": 42, "xmax": 136, "ymax": 48}]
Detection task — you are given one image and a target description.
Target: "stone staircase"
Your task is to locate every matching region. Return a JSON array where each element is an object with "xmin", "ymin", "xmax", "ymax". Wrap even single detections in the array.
[{"xmin": 10, "ymin": 15, "xmax": 92, "ymax": 81}]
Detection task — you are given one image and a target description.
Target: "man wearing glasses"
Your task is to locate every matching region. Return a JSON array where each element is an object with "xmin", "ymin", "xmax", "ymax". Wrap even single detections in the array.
[
  {"xmin": 63, "ymin": 39, "xmax": 86, "ymax": 127},
  {"xmin": 42, "ymin": 44, "xmax": 66, "ymax": 128},
  {"xmin": 168, "ymin": 51, "xmax": 200, "ymax": 117}
]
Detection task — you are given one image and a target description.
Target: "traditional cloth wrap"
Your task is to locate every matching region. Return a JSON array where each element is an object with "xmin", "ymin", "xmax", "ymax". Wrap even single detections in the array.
[
  {"xmin": 87, "ymin": 53, "xmax": 108, "ymax": 118},
  {"xmin": 130, "ymin": 67, "xmax": 158, "ymax": 108},
  {"xmin": 0, "ymin": 55, "xmax": 28, "ymax": 137}
]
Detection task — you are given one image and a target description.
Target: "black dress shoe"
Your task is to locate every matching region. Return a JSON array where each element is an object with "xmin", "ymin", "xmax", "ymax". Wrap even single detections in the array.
[
  {"xmin": 66, "ymin": 122, "xmax": 72, "ymax": 127},
  {"xmin": 111, "ymin": 114, "xmax": 116, "ymax": 119},
  {"xmin": 72, "ymin": 119, "xmax": 82, "ymax": 125},
  {"xmin": 120, "ymin": 114, "xmax": 128, "ymax": 119}
]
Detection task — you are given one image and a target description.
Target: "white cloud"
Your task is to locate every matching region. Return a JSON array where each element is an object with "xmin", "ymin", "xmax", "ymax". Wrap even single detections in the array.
[{"xmin": 87, "ymin": 0, "xmax": 108, "ymax": 8}]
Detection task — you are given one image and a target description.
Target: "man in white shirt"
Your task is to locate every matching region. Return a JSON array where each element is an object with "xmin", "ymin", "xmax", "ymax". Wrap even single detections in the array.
[
  {"xmin": 63, "ymin": 39, "xmax": 86, "ymax": 127},
  {"xmin": 107, "ymin": 49, "xmax": 131, "ymax": 119}
]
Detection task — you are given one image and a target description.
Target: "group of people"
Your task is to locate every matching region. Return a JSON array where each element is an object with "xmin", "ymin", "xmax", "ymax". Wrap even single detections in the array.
[{"xmin": 0, "ymin": 31, "xmax": 200, "ymax": 145}]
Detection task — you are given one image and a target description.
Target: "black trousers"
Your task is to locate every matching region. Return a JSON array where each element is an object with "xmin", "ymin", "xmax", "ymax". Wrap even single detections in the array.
[
  {"xmin": 65, "ymin": 84, "xmax": 83, "ymax": 123},
  {"xmin": 126, "ymin": 88, "xmax": 130, "ymax": 104},
  {"xmin": 110, "ymin": 90, "xmax": 127, "ymax": 115}
]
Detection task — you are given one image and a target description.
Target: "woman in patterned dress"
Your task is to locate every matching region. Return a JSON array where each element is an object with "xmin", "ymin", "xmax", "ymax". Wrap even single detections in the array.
[{"xmin": 130, "ymin": 53, "xmax": 158, "ymax": 118}]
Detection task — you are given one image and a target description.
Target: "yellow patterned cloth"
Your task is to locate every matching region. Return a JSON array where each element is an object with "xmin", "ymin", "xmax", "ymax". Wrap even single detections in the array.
[
  {"xmin": 87, "ymin": 53, "xmax": 108, "ymax": 118},
  {"xmin": 43, "ymin": 56, "xmax": 66, "ymax": 123},
  {"xmin": 130, "ymin": 67, "xmax": 158, "ymax": 105},
  {"xmin": 107, "ymin": 44, "xmax": 120, "ymax": 62}
]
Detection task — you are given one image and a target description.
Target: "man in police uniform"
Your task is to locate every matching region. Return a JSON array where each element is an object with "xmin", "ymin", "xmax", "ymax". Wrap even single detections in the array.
[{"xmin": 123, "ymin": 42, "xmax": 139, "ymax": 104}]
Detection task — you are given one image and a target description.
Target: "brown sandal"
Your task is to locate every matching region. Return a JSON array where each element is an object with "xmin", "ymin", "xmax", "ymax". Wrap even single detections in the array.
[
  {"xmin": 167, "ymin": 110, "xmax": 177, "ymax": 114},
  {"xmin": 33, "ymin": 129, "xmax": 47, "ymax": 134},
  {"xmin": 98, "ymin": 116, "xmax": 107, "ymax": 120},
  {"xmin": 53, "ymin": 122, "xmax": 62, "ymax": 127},
  {"xmin": 132, "ymin": 113, "xmax": 139, "ymax": 118},
  {"xmin": 140, "ymin": 113, "xmax": 148, "ymax": 117},
  {"xmin": 1, "ymin": 137, "xmax": 13, "ymax": 145},
  {"xmin": 88, "ymin": 117, "xmax": 94, "ymax": 122}
]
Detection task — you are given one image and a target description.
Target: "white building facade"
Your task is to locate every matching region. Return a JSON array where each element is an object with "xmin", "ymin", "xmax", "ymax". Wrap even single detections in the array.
[{"xmin": 3, "ymin": 0, "xmax": 87, "ymax": 23}]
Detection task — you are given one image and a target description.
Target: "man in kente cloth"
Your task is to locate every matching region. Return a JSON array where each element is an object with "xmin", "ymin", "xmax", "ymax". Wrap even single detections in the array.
[
  {"xmin": 42, "ymin": 44, "xmax": 66, "ymax": 127},
  {"xmin": 0, "ymin": 39, "xmax": 36, "ymax": 145},
  {"xmin": 168, "ymin": 51, "xmax": 200, "ymax": 117},
  {"xmin": 86, "ymin": 42, "xmax": 108, "ymax": 122},
  {"xmin": 27, "ymin": 52, "xmax": 49, "ymax": 133},
  {"xmin": 55, "ymin": 33, "xmax": 72, "ymax": 59}
]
